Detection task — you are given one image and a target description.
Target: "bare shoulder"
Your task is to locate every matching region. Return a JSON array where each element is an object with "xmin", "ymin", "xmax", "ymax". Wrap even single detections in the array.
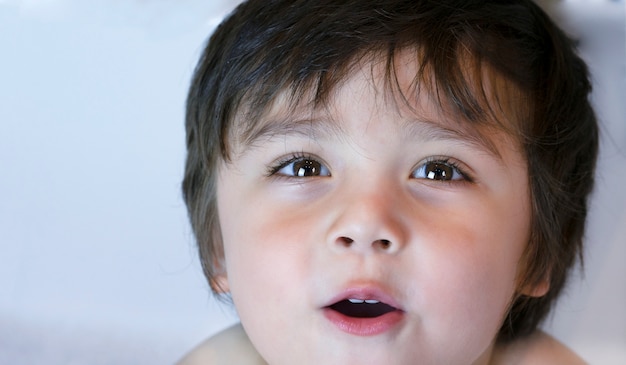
[
  {"xmin": 176, "ymin": 324, "xmax": 267, "ymax": 365},
  {"xmin": 492, "ymin": 330, "xmax": 587, "ymax": 365}
]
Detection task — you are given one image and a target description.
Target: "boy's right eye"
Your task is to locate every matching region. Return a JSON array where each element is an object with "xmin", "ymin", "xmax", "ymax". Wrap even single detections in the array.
[{"xmin": 269, "ymin": 154, "xmax": 331, "ymax": 178}]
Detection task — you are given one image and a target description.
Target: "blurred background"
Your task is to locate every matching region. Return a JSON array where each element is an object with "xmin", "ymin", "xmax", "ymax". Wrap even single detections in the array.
[{"xmin": 0, "ymin": 0, "xmax": 624, "ymax": 364}]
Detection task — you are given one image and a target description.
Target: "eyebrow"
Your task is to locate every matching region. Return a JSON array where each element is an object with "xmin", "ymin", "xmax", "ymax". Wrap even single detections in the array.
[
  {"xmin": 400, "ymin": 118, "xmax": 503, "ymax": 159},
  {"xmin": 241, "ymin": 116, "xmax": 346, "ymax": 146},
  {"xmin": 240, "ymin": 115, "xmax": 502, "ymax": 160}
]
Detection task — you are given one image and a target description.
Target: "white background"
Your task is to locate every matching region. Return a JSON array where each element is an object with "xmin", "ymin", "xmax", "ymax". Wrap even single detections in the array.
[{"xmin": 0, "ymin": 1, "xmax": 624, "ymax": 364}]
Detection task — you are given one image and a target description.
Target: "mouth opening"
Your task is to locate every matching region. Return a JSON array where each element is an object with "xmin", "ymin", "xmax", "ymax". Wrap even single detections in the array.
[{"xmin": 328, "ymin": 299, "xmax": 397, "ymax": 318}]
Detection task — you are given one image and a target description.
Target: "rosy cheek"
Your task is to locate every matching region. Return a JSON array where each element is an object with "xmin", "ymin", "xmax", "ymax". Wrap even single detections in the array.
[
  {"xmin": 414, "ymin": 202, "xmax": 521, "ymax": 309},
  {"xmin": 224, "ymin": 205, "xmax": 309, "ymax": 282}
]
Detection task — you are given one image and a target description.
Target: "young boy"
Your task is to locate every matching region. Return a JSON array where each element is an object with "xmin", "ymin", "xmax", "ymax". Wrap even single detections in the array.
[{"xmin": 179, "ymin": 0, "xmax": 598, "ymax": 364}]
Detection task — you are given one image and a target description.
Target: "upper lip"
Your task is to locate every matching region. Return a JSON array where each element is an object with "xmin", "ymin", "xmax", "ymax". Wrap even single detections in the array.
[{"xmin": 323, "ymin": 284, "xmax": 403, "ymax": 311}]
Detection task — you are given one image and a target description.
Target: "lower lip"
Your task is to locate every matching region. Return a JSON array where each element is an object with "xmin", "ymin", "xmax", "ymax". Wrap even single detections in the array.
[{"xmin": 323, "ymin": 308, "xmax": 404, "ymax": 336}]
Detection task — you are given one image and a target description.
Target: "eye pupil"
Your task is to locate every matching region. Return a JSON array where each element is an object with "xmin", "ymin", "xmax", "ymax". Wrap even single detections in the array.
[
  {"xmin": 426, "ymin": 162, "xmax": 453, "ymax": 181},
  {"xmin": 294, "ymin": 159, "xmax": 321, "ymax": 177}
]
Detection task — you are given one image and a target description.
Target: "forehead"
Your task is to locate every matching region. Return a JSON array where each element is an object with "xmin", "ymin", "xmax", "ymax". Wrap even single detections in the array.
[{"xmin": 229, "ymin": 50, "xmax": 525, "ymax": 159}]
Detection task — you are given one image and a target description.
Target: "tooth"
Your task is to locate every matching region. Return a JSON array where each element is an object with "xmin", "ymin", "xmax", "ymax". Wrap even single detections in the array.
[
  {"xmin": 364, "ymin": 300, "xmax": 380, "ymax": 304},
  {"xmin": 348, "ymin": 298, "xmax": 365, "ymax": 304}
]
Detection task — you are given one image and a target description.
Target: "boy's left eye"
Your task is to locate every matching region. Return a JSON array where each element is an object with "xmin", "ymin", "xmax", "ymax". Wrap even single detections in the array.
[
  {"xmin": 271, "ymin": 155, "xmax": 331, "ymax": 177},
  {"xmin": 412, "ymin": 159, "xmax": 468, "ymax": 182}
]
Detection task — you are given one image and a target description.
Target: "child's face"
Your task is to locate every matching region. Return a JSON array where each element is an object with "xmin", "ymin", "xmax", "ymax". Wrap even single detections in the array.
[{"xmin": 215, "ymin": 56, "xmax": 542, "ymax": 364}]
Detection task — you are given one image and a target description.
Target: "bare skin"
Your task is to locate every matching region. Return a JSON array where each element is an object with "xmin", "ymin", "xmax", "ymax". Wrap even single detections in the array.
[
  {"xmin": 178, "ymin": 57, "xmax": 589, "ymax": 365},
  {"xmin": 177, "ymin": 324, "xmax": 267, "ymax": 365},
  {"xmin": 491, "ymin": 330, "xmax": 588, "ymax": 365},
  {"xmin": 178, "ymin": 324, "xmax": 586, "ymax": 365}
]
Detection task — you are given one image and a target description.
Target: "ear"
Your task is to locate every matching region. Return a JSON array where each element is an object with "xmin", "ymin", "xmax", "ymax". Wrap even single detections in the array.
[
  {"xmin": 520, "ymin": 275, "xmax": 550, "ymax": 298},
  {"xmin": 209, "ymin": 238, "xmax": 230, "ymax": 293},
  {"xmin": 210, "ymin": 273, "xmax": 230, "ymax": 293}
]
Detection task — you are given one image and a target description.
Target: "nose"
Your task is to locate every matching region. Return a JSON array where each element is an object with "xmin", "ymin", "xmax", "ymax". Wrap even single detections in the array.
[{"xmin": 326, "ymin": 184, "xmax": 409, "ymax": 255}]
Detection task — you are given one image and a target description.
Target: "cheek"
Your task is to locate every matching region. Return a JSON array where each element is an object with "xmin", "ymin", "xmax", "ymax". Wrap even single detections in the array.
[
  {"xmin": 218, "ymin": 187, "xmax": 314, "ymax": 305},
  {"xmin": 414, "ymin": 198, "xmax": 529, "ymax": 335},
  {"xmin": 218, "ymin": 194, "xmax": 319, "ymax": 362}
]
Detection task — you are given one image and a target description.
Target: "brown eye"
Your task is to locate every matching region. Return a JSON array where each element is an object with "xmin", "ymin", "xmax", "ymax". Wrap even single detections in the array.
[
  {"xmin": 425, "ymin": 162, "xmax": 453, "ymax": 181},
  {"xmin": 412, "ymin": 160, "xmax": 465, "ymax": 181},
  {"xmin": 274, "ymin": 156, "xmax": 331, "ymax": 177},
  {"xmin": 293, "ymin": 159, "xmax": 323, "ymax": 177}
]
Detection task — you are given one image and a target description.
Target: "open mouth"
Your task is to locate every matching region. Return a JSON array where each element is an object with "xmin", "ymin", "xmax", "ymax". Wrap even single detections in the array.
[
  {"xmin": 324, "ymin": 296, "xmax": 404, "ymax": 336},
  {"xmin": 328, "ymin": 299, "xmax": 397, "ymax": 318},
  {"xmin": 323, "ymin": 287, "xmax": 404, "ymax": 336}
]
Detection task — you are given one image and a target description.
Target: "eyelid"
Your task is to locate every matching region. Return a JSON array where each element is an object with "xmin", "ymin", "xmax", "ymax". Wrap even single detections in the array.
[
  {"xmin": 411, "ymin": 156, "xmax": 474, "ymax": 183},
  {"xmin": 266, "ymin": 152, "xmax": 331, "ymax": 178}
]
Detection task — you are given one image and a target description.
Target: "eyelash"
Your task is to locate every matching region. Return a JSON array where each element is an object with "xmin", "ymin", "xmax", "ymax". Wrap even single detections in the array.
[
  {"xmin": 266, "ymin": 152, "xmax": 329, "ymax": 177},
  {"xmin": 266, "ymin": 153, "xmax": 473, "ymax": 183},
  {"xmin": 412, "ymin": 157, "xmax": 474, "ymax": 183}
]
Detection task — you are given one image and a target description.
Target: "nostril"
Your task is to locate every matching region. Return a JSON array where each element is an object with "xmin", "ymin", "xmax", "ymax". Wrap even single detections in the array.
[
  {"xmin": 338, "ymin": 236, "xmax": 354, "ymax": 247},
  {"xmin": 335, "ymin": 237, "xmax": 394, "ymax": 251},
  {"xmin": 376, "ymin": 239, "xmax": 391, "ymax": 249}
]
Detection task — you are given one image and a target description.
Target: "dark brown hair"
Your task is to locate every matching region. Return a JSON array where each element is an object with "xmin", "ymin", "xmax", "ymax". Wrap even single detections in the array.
[{"xmin": 182, "ymin": 0, "xmax": 598, "ymax": 341}]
